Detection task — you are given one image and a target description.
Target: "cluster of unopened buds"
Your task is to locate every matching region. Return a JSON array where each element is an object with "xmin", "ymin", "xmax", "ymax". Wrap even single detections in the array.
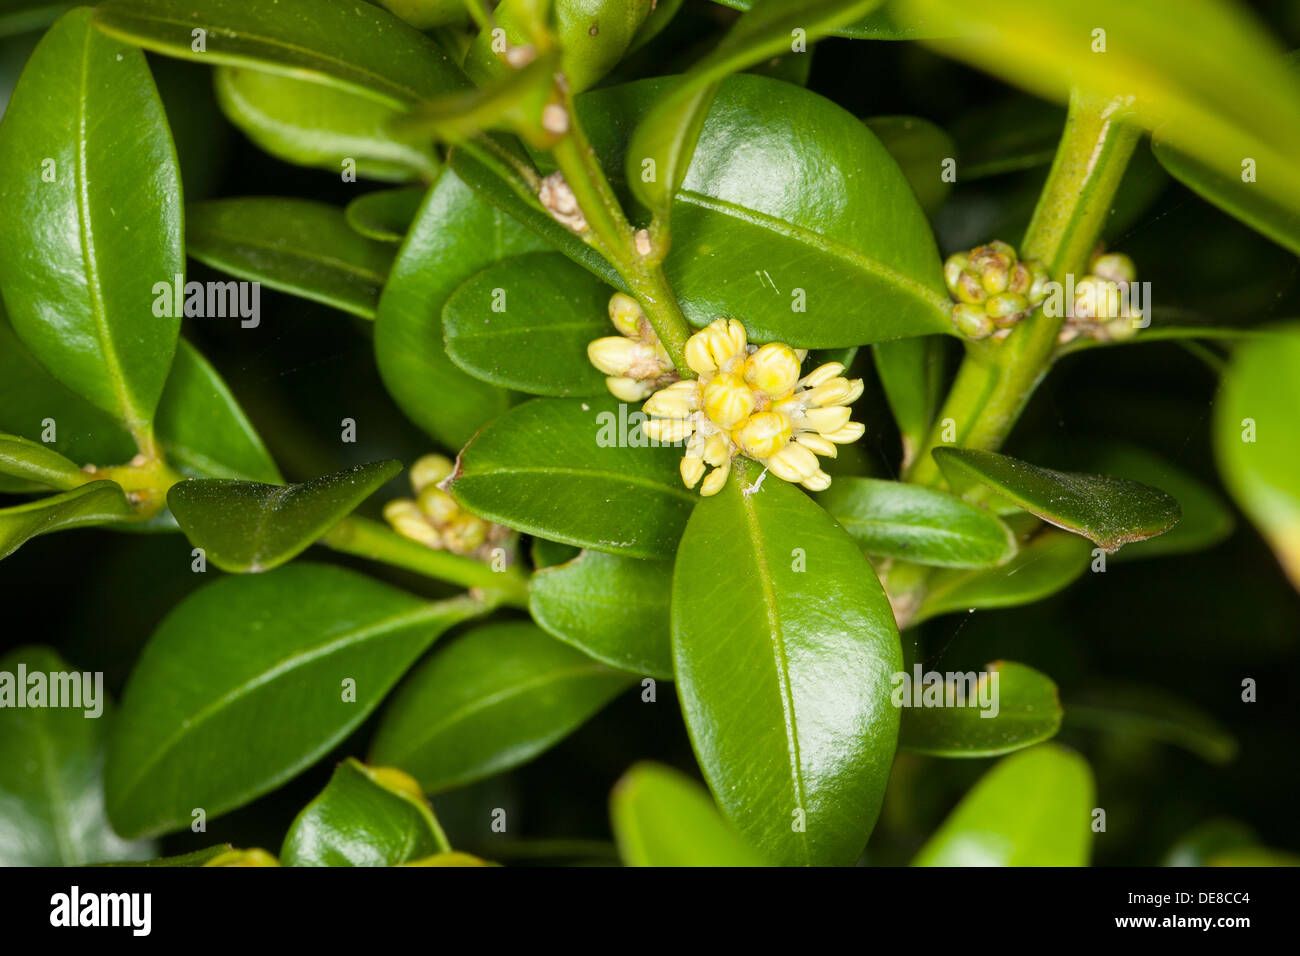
[
  {"xmin": 944, "ymin": 240, "xmax": 1051, "ymax": 341},
  {"xmin": 586, "ymin": 292, "xmax": 680, "ymax": 401},
  {"xmin": 1056, "ymin": 247, "xmax": 1144, "ymax": 344},
  {"xmin": 383, "ymin": 454, "xmax": 510, "ymax": 560},
  {"xmin": 636, "ymin": 320, "xmax": 865, "ymax": 496}
]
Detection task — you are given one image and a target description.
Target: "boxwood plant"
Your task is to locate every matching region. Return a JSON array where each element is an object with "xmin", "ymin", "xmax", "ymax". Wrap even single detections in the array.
[{"xmin": 1, "ymin": 0, "xmax": 1298, "ymax": 868}]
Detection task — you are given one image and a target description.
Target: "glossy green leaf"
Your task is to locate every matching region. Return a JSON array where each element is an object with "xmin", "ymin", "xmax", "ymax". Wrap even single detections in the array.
[
  {"xmin": 820, "ymin": 477, "xmax": 1016, "ymax": 568},
  {"xmin": 556, "ymin": 0, "xmax": 655, "ymax": 92},
  {"xmin": 375, "ymin": 0, "xmax": 465, "ymax": 30},
  {"xmin": 710, "ymin": 0, "xmax": 945, "ymax": 40},
  {"xmin": 873, "ymin": 337, "xmax": 946, "ymax": 468},
  {"xmin": 530, "ymin": 535, "xmax": 582, "ymax": 569},
  {"xmin": 672, "ymin": 458, "xmax": 902, "ymax": 865},
  {"xmin": 611, "ymin": 763, "xmax": 768, "ymax": 866},
  {"xmin": 281, "ymin": 759, "xmax": 449, "ymax": 866},
  {"xmin": 0, "ymin": 8, "xmax": 182, "ymax": 434},
  {"xmin": 915, "ymin": 528, "xmax": 1091, "ymax": 623},
  {"xmin": 214, "ymin": 67, "xmax": 439, "ymax": 183},
  {"xmin": 902, "ymin": 0, "xmax": 1300, "ymax": 256},
  {"xmin": 864, "ymin": 115, "xmax": 955, "ymax": 216},
  {"xmin": 587, "ymin": 75, "xmax": 951, "ymax": 346},
  {"xmin": 168, "ymin": 460, "xmax": 400, "ymax": 573},
  {"xmin": 933, "ymin": 447, "xmax": 1181, "ymax": 553},
  {"xmin": 345, "ymin": 187, "xmax": 426, "ymax": 243},
  {"xmin": 0, "ymin": 481, "xmax": 134, "ymax": 561},
  {"xmin": 0, "ymin": 646, "xmax": 154, "ymax": 866},
  {"xmin": 95, "ymin": 845, "xmax": 233, "ymax": 867},
  {"xmin": 105, "ymin": 564, "xmax": 483, "ymax": 838},
  {"xmin": 1214, "ymin": 327, "xmax": 1300, "ymax": 591},
  {"xmin": 898, "ymin": 661, "xmax": 1061, "ymax": 758},
  {"xmin": 187, "ymin": 198, "xmax": 396, "ymax": 321},
  {"xmin": 94, "ymin": 0, "xmax": 469, "ymax": 108},
  {"xmin": 446, "ymin": 397, "xmax": 696, "ymax": 559},
  {"xmin": 626, "ymin": 0, "xmax": 885, "ymax": 217},
  {"xmin": 912, "ymin": 744, "xmax": 1094, "ymax": 866},
  {"xmin": 444, "ymin": 252, "xmax": 611, "ymax": 397},
  {"xmin": 370, "ymin": 621, "xmax": 632, "ymax": 793},
  {"xmin": 401, "ymin": 851, "xmax": 498, "ymax": 866},
  {"xmin": 375, "ymin": 169, "xmax": 549, "ymax": 451},
  {"xmin": 1067, "ymin": 684, "xmax": 1237, "ymax": 765},
  {"xmin": 0, "ymin": 311, "xmax": 281, "ymax": 483},
  {"xmin": 529, "ymin": 549, "xmax": 673, "ymax": 678},
  {"xmin": 0, "ymin": 433, "xmax": 86, "ymax": 491}
]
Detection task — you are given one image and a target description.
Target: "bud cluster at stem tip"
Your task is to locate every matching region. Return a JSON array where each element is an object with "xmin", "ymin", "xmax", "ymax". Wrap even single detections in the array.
[
  {"xmin": 944, "ymin": 240, "xmax": 1051, "ymax": 341},
  {"xmin": 383, "ymin": 454, "xmax": 510, "ymax": 560}
]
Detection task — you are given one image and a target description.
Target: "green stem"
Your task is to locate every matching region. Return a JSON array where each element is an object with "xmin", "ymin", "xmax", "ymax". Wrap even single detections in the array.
[
  {"xmin": 321, "ymin": 516, "xmax": 530, "ymax": 608},
  {"xmin": 905, "ymin": 90, "xmax": 1140, "ymax": 487}
]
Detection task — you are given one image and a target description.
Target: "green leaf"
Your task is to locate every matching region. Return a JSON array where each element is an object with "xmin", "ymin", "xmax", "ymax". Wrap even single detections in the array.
[
  {"xmin": 611, "ymin": 763, "xmax": 769, "ymax": 866},
  {"xmin": 1066, "ymin": 684, "xmax": 1237, "ymax": 765},
  {"xmin": 375, "ymin": 0, "xmax": 466, "ymax": 30},
  {"xmin": 213, "ymin": 67, "xmax": 439, "ymax": 183},
  {"xmin": 710, "ymin": 0, "xmax": 945, "ymax": 40},
  {"xmin": 587, "ymin": 75, "xmax": 951, "ymax": 346},
  {"xmin": 443, "ymin": 252, "xmax": 611, "ymax": 397},
  {"xmin": 167, "ymin": 460, "xmax": 400, "ymax": 573},
  {"xmin": 0, "ymin": 312, "xmax": 280, "ymax": 483},
  {"xmin": 625, "ymin": 0, "xmax": 886, "ymax": 217},
  {"xmin": 94, "ymin": 0, "xmax": 469, "ymax": 108},
  {"xmin": 915, "ymin": 528, "xmax": 1091, "ymax": 623},
  {"xmin": 912, "ymin": 744, "xmax": 1094, "ymax": 866},
  {"xmin": 933, "ymin": 447, "xmax": 1181, "ymax": 553},
  {"xmin": 898, "ymin": 660, "xmax": 1062, "ymax": 758},
  {"xmin": 0, "ymin": 481, "xmax": 134, "ymax": 561},
  {"xmin": 281, "ymin": 759, "xmax": 449, "ymax": 866},
  {"xmin": 672, "ymin": 458, "xmax": 901, "ymax": 865},
  {"xmin": 94, "ymin": 845, "xmax": 233, "ymax": 867},
  {"xmin": 370, "ymin": 621, "xmax": 632, "ymax": 793},
  {"xmin": 529, "ymin": 549, "xmax": 673, "ymax": 678},
  {"xmin": 901, "ymin": 0, "xmax": 1300, "ymax": 256},
  {"xmin": 375, "ymin": 169, "xmax": 548, "ymax": 450},
  {"xmin": 345, "ymin": 187, "xmax": 427, "ymax": 243},
  {"xmin": 555, "ymin": 0, "xmax": 655, "ymax": 93},
  {"xmin": 1215, "ymin": 327, "xmax": 1300, "ymax": 591},
  {"xmin": 0, "ymin": 2, "xmax": 72, "ymax": 37},
  {"xmin": 187, "ymin": 198, "xmax": 396, "ymax": 321},
  {"xmin": 446, "ymin": 397, "xmax": 696, "ymax": 559},
  {"xmin": 863, "ymin": 115, "xmax": 955, "ymax": 216},
  {"xmin": 105, "ymin": 564, "xmax": 483, "ymax": 838},
  {"xmin": 0, "ymin": 433, "xmax": 86, "ymax": 491},
  {"xmin": 0, "ymin": 646, "xmax": 154, "ymax": 866},
  {"xmin": 872, "ymin": 336, "xmax": 946, "ymax": 468},
  {"xmin": 820, "ymin": 477, "xmax": 1016, "ymax": 568},
  {"xmin": 0, "ymin": 8, "xmax": 182, "ymax": 437}
]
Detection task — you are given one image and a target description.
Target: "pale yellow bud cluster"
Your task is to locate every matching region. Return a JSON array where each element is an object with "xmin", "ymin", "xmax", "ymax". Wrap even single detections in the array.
[
  {"xmin": 641, "ymin": 319, "xmax": 865, "ymax": 496},
  {"xmin": 383, "ymin": 454, "xmax": 508, "ymax": 559},
  {"xmin": 587, "ymin": 292, "xmax": 679, "ymax": 400},
  {"xmin": 1057, "ymin": 246, "xmax": 1144, "ymax": 345},
  {"xmin": 944, "ymin": 240, "xmax": 1051, "ymax": 341}
]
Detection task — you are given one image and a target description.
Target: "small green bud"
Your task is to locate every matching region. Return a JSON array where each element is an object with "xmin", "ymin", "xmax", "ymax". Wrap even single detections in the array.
[
  {"xmin": 943, "ymin": 253, "xmax": 970, "ymax": 294},
  {"xmin": 1007, "ymin": 261, "xmax": 1032, "ymax": 296},
  {"xmin": 1026, "ymin": 261, "xmax": 1052, "ymax": 303},
  {"xmin": 1103, "ymin": 316, "xmax": 1139, "ymax": 342},
  {"xmin": 1091, "ymin": 251, "xmax": 1137, "ymax": 284},
  {"xmin": 988, "ymin": 239, "xmax": 1017, "ymax": 260},
  {"xmin": 953, "ymin": 304, "xmax": 994, "ymax": 340},
  {"xmin": 955, "ymin": 271, "xmax": 987, "ymax": 304},
  {"xmin": 986, "ymin": 292, "xmax": 1028, "ymax": 327}
]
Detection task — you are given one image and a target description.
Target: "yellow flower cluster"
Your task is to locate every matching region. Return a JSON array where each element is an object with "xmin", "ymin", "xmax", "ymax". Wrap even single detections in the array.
[
  {"xmin": 640, "ymin": 320, "xmax": 864, "ymax": 496},
  {"xmin": 382, "ymin": 455, "xmax": 506, "ymax": 558}
]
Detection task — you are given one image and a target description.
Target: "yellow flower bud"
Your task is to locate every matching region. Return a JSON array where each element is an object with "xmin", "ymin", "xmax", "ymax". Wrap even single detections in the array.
[
  {"xmin": 800, "ymin": 469, "xmax": 832, "ymax": 492},
  {"xmin": 803, "ymin": 405, "xmax": 852, "ymax": 435},
  {"xmin": 685, "ymin": 318, "xmax": 747, "ymax": 376},
  {"xmin": 384, "ymin": 499, "xmax": 442, "ymax": 548},
  {"xmin": 794, "ymin": 433, "xmax": 837, "ymax": 458},
  {"xmin": 680, "ymin": 456, "xmax": 706, "ymax": 489},
  {"xmin": 800, "ymin": 362, "xmax": 845, "ymax": 388},
  {"xmin": 643, "ymin": 380, "xmax": 699, "ymax": 420},
  {"xmin": 702, "ymin": 432, "xmax": 732, "ymax": 467},
  {"xmin": 703, "ymin": 372, "xmax": 756, "ymax": 428},
  {"xmin": 733, "ymin": 411, "xmax": 792, "ymax": 460},
  {"xmin": 821, "ymin": 421, "xmax": 866, "ymax": 444},
  {"xmin": 608, "ymin": 292, "xmax": 645, "ymax": 339},
  {"xmin": 806, "ymin": 377, "xmax": 862, "ymax": 407},
  {"xmin": 642, "ymin": 418, "xmax": 693, "ymax": 444},
  {"xmin": 605, "ymin": 376, "xmax": 654, "ymax": 402},
  {"xmin": 409, "ymin": 454, "xmax": 454, "ymax": 493},
  {"xmin": 443, "ymin": 513, "xmax": 488, "ymax": 554},
  {"xmin": 767, "ymin": 442, "xmax": 819, "ymax": 482},
  {"xmin": 700, "ymin": 461, "xmax": 730, "ymax": 497},
  {"xmin": 417, "ymin": 486, "xmax": 460, "ymax": 525},
  {"xmin": 744, "ymin": 343, "xmax": 801, "ymax": 398}
]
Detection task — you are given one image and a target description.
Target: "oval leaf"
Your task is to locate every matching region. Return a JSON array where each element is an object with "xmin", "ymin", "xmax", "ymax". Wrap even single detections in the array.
[
  {"xmin": 370, "ymin": 621, "xmax": 632, "ymax": 793},
  {"xmin": 374, "ymin": 169, "xmax": 549, "ymax": 450},
  {"xmin": 0, "ymin": 481, "xmax": 134, "ymax": 561},
  {"xmin": 443, "ymin": 252, "xmax": 611, "ymax": 397},
  {"xmin": 94, "ymin": 0, "xmax": 468, "ymax": 107},
  {"xmin": 345, "ymin": 187, "xmax": 427, "ymax": 243},
  {"xmin": 0, "ymin": 433, "xmax": 86, "ymax": 490},
  {"xmin": 819, "ymin": 477, "xmax": 1016, "ymax": 568},
  {"xmin": 167, "ymin": 460, "xmax": 400, "ymax": 573},
  {"xmin": 0, "ymin": 646, "xmax": 154, "ymax": 865},
  {"xmin": 105, "ymin": 564, "xmax": 484, "ymax": 838},
  {"xmin": 187, "ymin": 198, "xmax": 396, "ymax": 321},
  {"xmin": 898, "ymin": 660, "xmax": 1062, "ymax": 757},
  {"xmin": 872, "ymin": 336, "xmax": 946, "ymax": 469},
  {"xmin": 672, "ymin": 459, "xmax": 902, "ymax": 865},
  {"xmin": 281, "ymin": 759, "xmax": 449, "ymax": 866},
  {"xmin": 0, "ymin": 8, "xmax": 182, "ymax": 435},
  {"xmin": 446, "ymin": 397, "xmax": 696, "ymax": 558},
  {"xmin": 529, "ymin": 549, "xmax": 673, "ymax": 678},
  {"xmin": 214, "ymin": 67, "xmax": 440, "ymax": 183},
  {"xmin": 611, "ymin": 762, "xmax": 769, "ymax": 867},
  {"xmin": 933, "ymin": 447, "xmax": 1181, "ymax": 553},
  {"xmin": 912, "ymin": 744, "xmax": 1094, "ymax": 866}
]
